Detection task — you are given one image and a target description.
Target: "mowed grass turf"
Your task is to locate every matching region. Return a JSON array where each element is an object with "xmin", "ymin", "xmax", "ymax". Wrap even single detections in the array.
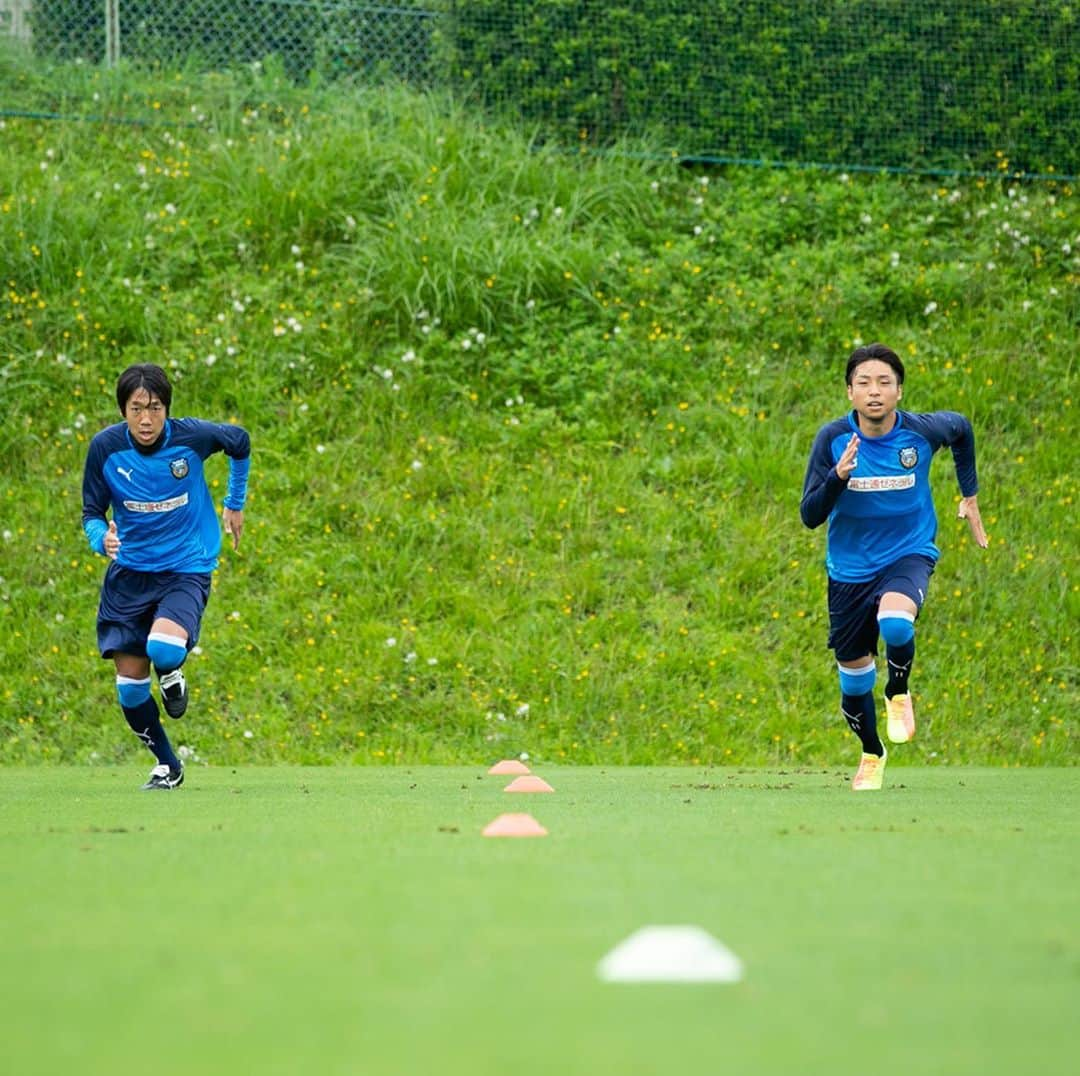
[{"xmin": 0, "ymin": 765, "xmax": 1075, "ymax": 1076}]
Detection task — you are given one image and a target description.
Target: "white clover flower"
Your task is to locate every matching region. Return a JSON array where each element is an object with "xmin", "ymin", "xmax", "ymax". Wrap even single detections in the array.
[
  {"xmin": 404, "ymin": 652, "xmax": 417, "ymax": 664},
  {"xmin": 165, "ymin": 203, "xmax": 177, "ymax": 215},
  {"xmin": 205, "ymin": 354, "xmax": 217, "ymax": 367},
  {"xmin": 243, "ymin": 730, "xmax": 253, "ymax": 739},
  {"xmin": 650, "ymin": 181, "xmax": 660, "ymax": 192},
  {"xmin": 385, "ymin": 637, "xmax": 397, "ymax": 647},
  {"xmin": 191, "ymin": 645, "xmax": 204, "ymax": 656},
  {"xmin": 291, "ymin": 244, "xmax": 302, "ymax": 255},
  {"xmin": 461, "ymin": 338, "xmax": 472, "ymax": 350},
  {"xmin": 411, "ymin": 459, "xmax": 423, "ymax": 471},
  {"xmin": 519, "ymin": 751, "xmax": 530, "ymax": 761},
  {"xmin": 2, "ymin": 531, "xmax": 12, "ymax": 542},
  {"xmin": 273, "ymin": 325, "xmax": 286, "ymax": 337},
  {"xmin": 553, "ymin": 206, "xmax": 564, "ymax": 217},
  {"xmin": 55, "ymin": 612, "xmax": 65, "ymax": 622},
  {"xmin": 295, "ymin": 261, "xmax": 304, "ymax": 272},
  {"xmin": 924, "ymin": 301, "xmax": 938, "ymax": 315},
  {"xmin": 427, "ymin": 657, "xmax": 438, "ymax": 666},
  {"xmin": 316, "ymin": 444, "xmax": 326, "ymax": 454},
  {"xmin": 699, "ymin": 176, "xmax": 709, "ymax": 187},
  {"xmin": 401, "ymin": 349, "xmax": 416, "ymax": 362},
  {"xmin": 516, "ymin": 703, "xmax": 530, "ymax": 717},
  {"xmin": 986, "ymin": 261, "xmax": 997, "ymax": 271},
  {"xmin": 890, "ymin": 252, "xmax": 901, "ymax": 267},
  {"xmin": 860, "ymin": 213, "xmax": 872, "ymax": 224}
]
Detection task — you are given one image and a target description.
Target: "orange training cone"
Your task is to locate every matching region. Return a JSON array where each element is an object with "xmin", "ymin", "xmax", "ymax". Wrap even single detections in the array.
[
  {"xmin": 482, "ymin": 813, "xmax": 548, "ymax": 838},
  {"xmin": 488, "ymin": 759, "xmax": 531, "ymax": 775},
  {"xmin": 503, "ymin": 775, "xmax": 554, "ymax": 793}
]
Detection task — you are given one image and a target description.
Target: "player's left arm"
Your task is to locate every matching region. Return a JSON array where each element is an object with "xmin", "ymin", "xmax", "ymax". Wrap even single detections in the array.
[
  {"xmin": 911, "ymin": 410, "xmax": 988, "ymax": 548},
  {"xmin": 220, "ymin": 426, "xmax": 251, "ymax": 552},
  {"xmin": 186, "ymin": 419, "xmax": 251, "ymax": 551}
]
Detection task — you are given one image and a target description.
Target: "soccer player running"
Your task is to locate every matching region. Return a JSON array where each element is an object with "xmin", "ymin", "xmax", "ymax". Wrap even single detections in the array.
[
  {"xmin": 800, "ymin": 344, "xmax": 987, "ymax": 791},
  {"xmin": 82, "ymin": 363, "xmax": 251, "ymax": 790}
]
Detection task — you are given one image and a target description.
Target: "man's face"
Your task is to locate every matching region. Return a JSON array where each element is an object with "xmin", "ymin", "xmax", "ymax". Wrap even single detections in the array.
[
  {"xmin": 847, "ymin": 359, "xmax": 902, "ymax": 423},
  {"xmin": 124, "ymin": 387, "xmax": 167, "ymax": 446}
]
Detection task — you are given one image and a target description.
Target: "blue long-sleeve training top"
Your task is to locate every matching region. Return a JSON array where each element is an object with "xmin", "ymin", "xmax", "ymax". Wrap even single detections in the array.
[
  {"xmin": 81, "ymin": 417, "xmax": 251, "ymax": 574},
  {"xmin": 800, "ymin": 409, "xmax": 978, "ymax": 582}
]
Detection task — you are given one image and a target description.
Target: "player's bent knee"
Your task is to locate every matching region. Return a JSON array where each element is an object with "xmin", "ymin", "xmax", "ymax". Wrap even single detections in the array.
[
  {"xmin": 147, "ymin": 632, "xmax": 187, "ymax": 672},
  {"xmin": 838, "ymin": 659, "xmax": 876, "ymax": 696},
  {"xmin": 116, "ymin": 675, "xmax": 152, "ymax": 708},
  {"xmin": 877, "ymin": 611, "xmax": 915, "ymax": 647}
]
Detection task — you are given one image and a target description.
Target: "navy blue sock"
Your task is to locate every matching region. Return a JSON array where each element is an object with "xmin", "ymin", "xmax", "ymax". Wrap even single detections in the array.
[
  {"xmin": 841, "ymin": 692, "xmax": 885, "ymax": 756},
  {"xmin": 122, "ymin": 697, "xmax": 181, "ymax": 770},
  {"xmin": 885, "ymin": 639, "xmax": 916, "ymax": 699}
]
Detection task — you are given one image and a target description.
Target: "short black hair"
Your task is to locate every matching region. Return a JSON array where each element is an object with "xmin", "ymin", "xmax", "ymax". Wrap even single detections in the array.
[
  {"xmin": 116, "ymin": 363, "xmax": 172, "ymax": 415},
  {"xmin": 845, "ymin": 343, "xmax": 904, "ymax": 386}
]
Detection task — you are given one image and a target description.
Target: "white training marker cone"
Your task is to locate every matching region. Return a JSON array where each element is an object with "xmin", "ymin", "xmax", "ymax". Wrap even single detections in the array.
[{"xmin": 597, "ymin": 926, "xmax": 744, "ymax": 983}]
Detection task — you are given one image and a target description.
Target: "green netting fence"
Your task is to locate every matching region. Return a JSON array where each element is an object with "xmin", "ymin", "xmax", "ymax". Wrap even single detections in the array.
[{"xmin": 3, "ymin": 0, "xmax": 1078, "ymax": 179}]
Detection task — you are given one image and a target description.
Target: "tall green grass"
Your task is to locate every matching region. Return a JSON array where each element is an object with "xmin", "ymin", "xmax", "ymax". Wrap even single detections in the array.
[{"xmin": 1, "ymin": 55, "xmax": 1076, "ymax": 766}]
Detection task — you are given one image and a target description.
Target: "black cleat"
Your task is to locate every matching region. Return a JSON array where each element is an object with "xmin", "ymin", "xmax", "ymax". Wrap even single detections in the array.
[
  {"xmin": 142, "ymin": 763, "xmax": 185, "ymax": 791},
  {"xmin": 159, "ymin": 668, "xmax": 188, "ymax": 718}
]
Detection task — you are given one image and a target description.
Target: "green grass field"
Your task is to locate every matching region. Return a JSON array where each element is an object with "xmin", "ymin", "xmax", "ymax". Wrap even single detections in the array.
[{"xmin": 1, "ymin": 765, "xmax": 1075, "ymax": 1075}]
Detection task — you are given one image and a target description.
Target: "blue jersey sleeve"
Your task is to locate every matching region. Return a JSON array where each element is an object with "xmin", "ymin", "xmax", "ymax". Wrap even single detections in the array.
[
  {"xmin": 902, "ymin": 411, "xmax": 979, "ymax": 497},
  {"xmin": 225, "ymin": 454, "xmax": 251, "ymax": 511},
  {"xmin": 801, "ymin": 419, "xmax": 850, "ymax": 528},
  {"xmin": 81, "ymin": 426, "xmax": 122, "ymax": 555}
]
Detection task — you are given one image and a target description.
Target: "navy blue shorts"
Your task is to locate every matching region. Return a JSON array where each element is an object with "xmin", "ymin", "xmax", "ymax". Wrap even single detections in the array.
[
  {"xmin": 96, "ymin": 563, "xmax": 212, "ymax": 659},
  {"xmin": 826, "ymin": 554, "xmax": 935, "ymax": 662}
]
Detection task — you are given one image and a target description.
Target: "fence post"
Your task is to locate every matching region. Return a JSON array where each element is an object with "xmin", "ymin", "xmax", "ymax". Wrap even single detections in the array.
[
  {"xmin": 104, "ymin": 0, "xmax": 120, "ymax": 66},
  {"xmin": 2, "ymin": 0, "xmax": 33, "ymax": 44}
]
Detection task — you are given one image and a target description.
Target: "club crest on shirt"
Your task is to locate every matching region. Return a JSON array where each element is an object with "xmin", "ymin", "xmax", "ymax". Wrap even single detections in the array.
[
  {"xmin": 898, "ymin": 446, "xmax": 918, "ymax": 469},
  {"xmin": 169, "ymin": 457, "xmax": 189, "ymax": 479}
]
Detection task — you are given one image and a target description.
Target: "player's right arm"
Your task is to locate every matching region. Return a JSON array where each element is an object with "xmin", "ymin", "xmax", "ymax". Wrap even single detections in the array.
[
  {"xmin": 81, "ymin": 434, "xmax": 112, "ymax": 556},
  {"xmin": 800, "ymin": 423, "xmax": 850, "ymax": 529}
]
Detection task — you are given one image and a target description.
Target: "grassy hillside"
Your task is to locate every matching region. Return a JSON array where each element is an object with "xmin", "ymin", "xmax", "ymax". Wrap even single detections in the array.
[{"xmin": 1, "ymin": 55, "xmax": 1076, "ymax": 766}]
